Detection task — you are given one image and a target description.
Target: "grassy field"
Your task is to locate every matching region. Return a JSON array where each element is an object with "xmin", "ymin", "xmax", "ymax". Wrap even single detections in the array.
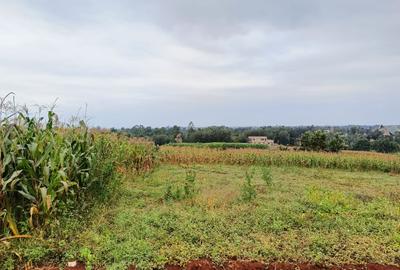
[{"xmin": 70, "ymin": 164, "xmax": 400, "ymax": 269}]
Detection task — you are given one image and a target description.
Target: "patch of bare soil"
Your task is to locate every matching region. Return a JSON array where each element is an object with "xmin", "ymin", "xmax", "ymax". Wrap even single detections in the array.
[{"xmin": 33, "ymin": 260, "xmax": 400, "ymax": 270}]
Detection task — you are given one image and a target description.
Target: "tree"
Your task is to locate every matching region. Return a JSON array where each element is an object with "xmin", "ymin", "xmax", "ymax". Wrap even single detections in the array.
[
  {"xmin": 352, "ymin": 137, "xmax": 371, "ymax": 151},
  {"xmin": 301, "ymin": 130, "xmax": 327, "ymax": 151},
  {"xmin": 372, "ymin": 138, "xmax": 400, "ymax": 153},
  {"xmin": 276, "ymin": 129, "xmax": 290, "ymax": 145},
  {"xmin": 153, "ymin": 134, "xmax": 171, "ymax": 145},
  {"xmin": 327, "ymin": 133, "xmax": 346, "ymax": 152}
]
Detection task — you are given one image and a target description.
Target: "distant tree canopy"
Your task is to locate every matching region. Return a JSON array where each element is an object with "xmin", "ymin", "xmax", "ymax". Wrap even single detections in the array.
[
  {"xmin": 372, "ymin": 138, "xmax": 400, "ymax": 153},
  {"xmin": 113, "ymin": 123, "xmax": 400, "ymax": 153},
  {"xmin": 186, "ymin": 126, "xmax": 232, "ymax": 143}
]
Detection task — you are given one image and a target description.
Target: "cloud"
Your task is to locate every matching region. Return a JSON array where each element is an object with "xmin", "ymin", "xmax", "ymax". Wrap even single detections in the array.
[{"xmin": 0, "ymin": 0, "xmax": 399, "ymax": 127}]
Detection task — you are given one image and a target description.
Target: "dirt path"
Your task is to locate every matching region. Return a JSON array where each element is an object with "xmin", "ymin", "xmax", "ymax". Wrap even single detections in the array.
[{"xmin": 34, "ymin": 260, "xmax": 400, "ymax": 270}]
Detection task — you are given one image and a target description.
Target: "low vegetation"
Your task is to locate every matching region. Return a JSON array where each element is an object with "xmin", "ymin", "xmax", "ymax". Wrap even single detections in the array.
[{"xmin": 65, "ymin": 165, "xmax": 399, "ymax": 269}]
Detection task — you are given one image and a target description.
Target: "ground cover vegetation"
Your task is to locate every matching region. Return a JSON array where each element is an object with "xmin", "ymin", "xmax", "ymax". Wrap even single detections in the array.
[{"xmin": 62, "ymin": 165, "xmax": 400, "ymax": 269}]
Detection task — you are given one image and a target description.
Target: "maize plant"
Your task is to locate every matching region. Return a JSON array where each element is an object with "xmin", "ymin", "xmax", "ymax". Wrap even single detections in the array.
[{"xmin": 0, "ymin": 111, "xmax": 95, "ymax": 236}]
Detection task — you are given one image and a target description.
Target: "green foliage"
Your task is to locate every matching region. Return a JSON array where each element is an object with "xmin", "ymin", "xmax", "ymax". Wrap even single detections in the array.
[
  {"xmin": 79, "ymin": 247, "xmax": 95, "ymax": 270},
  {"xmin": 301, "ymin": 131, "xmax": 346, "ymax": 152},
  {"xmin": 352, "ymin": 137, "xmax": 371, "ymax": 151},
  {"xmin": 74, "ymin": 165, "xmax": 400, "ymax": 269},
  {"xmin": 327, "ymin": 133, "xmax": 346, "ymax": 152},
  {"xmin": 301, "ymin": 130, "xmax": 328, "ymax": 151},
  {"xmin": 153, "ymin": 134, "xmax": 171, "ymax": 146},
  {"xmin": 0, "ymin": 111, "xmax": 95, "ymax": 236},
  {"xmin": 164, "ymin": 169, "xmax": 197, "ymax": 201},
  {"xmin": 261, "ymin": 166, "xmax": 273, "ymax": 186},
  {"xmin": 183, "ymin": 169, "xmax": 197, "ymax": 199},
  {"xmin": 241, "ymin": 168, "xmax": 257, "ymax": 202},
  {"xmin": 185, "ymin": 126, "xmax": 233, "ymax": 143},
  {"xmin": 0, "ymin": 110, "xmax": 156, "ymax": 237},
  {"xmin": 372, "ymin": 138, "xmax": 400, "ymax": 153}
]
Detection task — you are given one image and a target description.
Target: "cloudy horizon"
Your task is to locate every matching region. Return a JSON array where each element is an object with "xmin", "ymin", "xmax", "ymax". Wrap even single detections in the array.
[{"xmin": 1, "ymin": 1, "xmax": 399, "ymax": 127}]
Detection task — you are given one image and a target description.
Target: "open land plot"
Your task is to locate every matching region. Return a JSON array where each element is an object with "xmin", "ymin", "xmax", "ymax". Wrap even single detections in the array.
[{"xmin": 72, "ymin": 164, "xmax": 400, "ymax": 269}]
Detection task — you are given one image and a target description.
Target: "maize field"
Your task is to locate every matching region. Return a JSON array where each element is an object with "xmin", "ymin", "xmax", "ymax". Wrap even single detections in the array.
[
  {"xmin": 160, "ymin": 146, "xmax": 400, "ymax": 173},
  {"xmin": 0, "ymin": 111, "xmax": 156, "ymax": 238}
]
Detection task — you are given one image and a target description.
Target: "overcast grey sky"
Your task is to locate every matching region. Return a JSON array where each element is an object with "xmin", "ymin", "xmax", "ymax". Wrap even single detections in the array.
[{"xmin": 0, "ymin": 1, "xmax": 399, "ymax": 127}]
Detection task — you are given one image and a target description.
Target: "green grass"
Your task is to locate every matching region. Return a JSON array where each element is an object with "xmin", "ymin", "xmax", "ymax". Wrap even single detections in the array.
[
  {"xmin": 167, "ymin": 142, "xmax": 269, "ymax": 149},
  {"xmin": 65, "ymin": 165, "xmax": 400, "ymax": 269}
]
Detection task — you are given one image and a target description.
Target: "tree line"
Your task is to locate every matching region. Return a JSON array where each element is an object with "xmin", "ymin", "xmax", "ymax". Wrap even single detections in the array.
[{"xmin": 112, "ymin": 123, "xmax": 400, "ymax": 153}]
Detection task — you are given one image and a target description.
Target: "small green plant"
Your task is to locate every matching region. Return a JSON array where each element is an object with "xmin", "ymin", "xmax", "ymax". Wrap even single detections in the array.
[
  {"xmin": 241, "ymin": 168, "xmax": 256, "ymax": 202},
  {"xmin": 164, "ymin": 169, "xmax": 197, "ymax": 202},
  {"xmin": 79, "ymin": 247, "xmax": 94, "ymax": 270},
  {"xmin": 164, "ymin": 184, "xmax": 174, "ymax": 201},
  {"xmin": 261, "ymin": 166, "xmax": 273, "ymax": 186},
  {"xmin": 163, "ymin": 183, "xmax": 183, "ymax": 201},
  {"xmin": 183, "ymin": 169, "xmax": 196, "ymax": 199}
]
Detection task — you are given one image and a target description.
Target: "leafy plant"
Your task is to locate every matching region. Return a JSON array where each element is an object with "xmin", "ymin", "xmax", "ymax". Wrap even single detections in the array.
[
  {"xmin": 261, "ymin": 166, "xmax": 273, "ymax": 186},
  {"xmin": 79, "ymin": 247, "xmax": 94, "ymax": 270},
  {"xmin": 183, "ymin": 169, "xmax": 196, "ymax": 199},
  {"xmin": 241, "ymin": 168, "xmax": 256, "ymax": 202},
  {"xmin": 163, "ymin": 169, "xmax": 197, "ymax": 202}
]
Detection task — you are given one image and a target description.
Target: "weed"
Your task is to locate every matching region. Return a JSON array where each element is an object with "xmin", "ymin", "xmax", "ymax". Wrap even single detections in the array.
[
  {"xmin": 261, "ymin": 166, "xmax": 273, "ymax": 186},
  {"xmin": 241, "ymin": 168, "xmax": 257, "ymax": 202},
  {"xmin": 184, "ymin": 169, "xmax": 197, "ymax": 199},
  {"xmin": 79, "ymin": 247, "xmax": 94, "ymax": 270}
]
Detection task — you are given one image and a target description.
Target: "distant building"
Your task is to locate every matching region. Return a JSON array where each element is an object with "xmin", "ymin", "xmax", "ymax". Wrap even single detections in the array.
[
  {"xmin": 175, "ymin": 133, "xmax": 183, "ymax": 143},
  {"xmin": 378, "ymin": 125, "xmax": 392, "ymax": 137},
  {"xmin": 248, "ymin": 136, "xmax": 274, "ymax": 146}
]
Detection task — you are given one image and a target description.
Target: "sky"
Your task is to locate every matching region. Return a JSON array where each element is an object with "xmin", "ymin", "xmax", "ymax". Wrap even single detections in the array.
[{"xmin": 0, "ymin": 0, "xmax": 399, "ymax": 127}]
